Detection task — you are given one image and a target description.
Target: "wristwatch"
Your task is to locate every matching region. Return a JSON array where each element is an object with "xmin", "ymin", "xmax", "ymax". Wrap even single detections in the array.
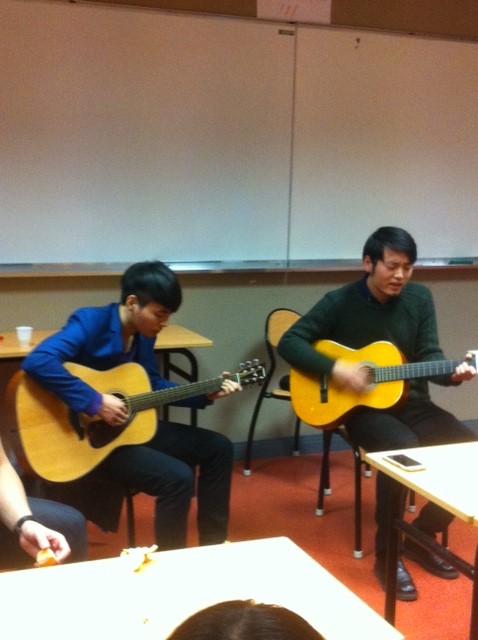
[{"xmin": 14, "ymin": 514, "xmax": 38, "ymax": 536}]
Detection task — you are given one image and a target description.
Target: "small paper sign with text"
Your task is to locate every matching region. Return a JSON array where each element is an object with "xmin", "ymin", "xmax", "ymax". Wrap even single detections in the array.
[{"xmin": 257, "ymin": 0, "xmax": 332, "ymax": 24}]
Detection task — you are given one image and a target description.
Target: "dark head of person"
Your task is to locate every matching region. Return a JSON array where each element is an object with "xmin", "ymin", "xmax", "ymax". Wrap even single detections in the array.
[
  {"xmin": 362, "ymin": 226, "xmax": 417, "ymax": 267},
  {"xmin": 120, "ymin": 261, "xmax": 182, "ymax": 312},
  {"xmin": 166, "ymin": 599, "xmax": 325, "ymax": 640}
]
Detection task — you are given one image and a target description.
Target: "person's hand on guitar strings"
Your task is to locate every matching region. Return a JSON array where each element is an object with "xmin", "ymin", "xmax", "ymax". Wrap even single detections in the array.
[
  {"xmin": 98, "ymin": 393, "xmax": 129, "ymax": 427},
  {"xmin": 331, "ymin": 359, "xmax": 372, "ymax": 394}
]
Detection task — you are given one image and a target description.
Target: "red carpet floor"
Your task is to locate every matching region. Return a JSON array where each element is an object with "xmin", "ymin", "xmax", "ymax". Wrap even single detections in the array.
[{"xmin": 87, "ymin": 451, "xmax": 476, "ymax": 639}]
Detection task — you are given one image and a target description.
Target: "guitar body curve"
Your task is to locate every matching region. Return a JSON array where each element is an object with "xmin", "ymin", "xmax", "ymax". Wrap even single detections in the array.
[
  {"xmin": 14, "ymin": 362, "xmax": 157, "ymax": 482},
  {"xmin": 9, "ymin": 359, "xmax": 265, "ymax": 483},
  {"xmin": 290, "ymin": 340, "xmax": 406, "ymax": 429}
]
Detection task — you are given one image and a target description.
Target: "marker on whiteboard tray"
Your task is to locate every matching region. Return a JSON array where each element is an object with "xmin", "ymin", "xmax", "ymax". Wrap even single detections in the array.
[{"xmin": 448, "ymin": 258, "xmax": 474, "ymax": 265}]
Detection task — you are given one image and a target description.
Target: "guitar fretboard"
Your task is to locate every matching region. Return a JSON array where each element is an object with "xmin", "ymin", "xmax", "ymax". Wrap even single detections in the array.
[
  {"xmin": 127, "ymin": 375, "xmax": 234, "ymax": 413},
  {"xmin": 373, "ymin": 358, "xmax": 468, "ymax": 383}
]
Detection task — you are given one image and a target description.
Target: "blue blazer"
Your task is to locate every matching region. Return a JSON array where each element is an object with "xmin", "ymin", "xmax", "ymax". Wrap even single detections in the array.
[{"xmin": 22, "ymin": 303, "xmax": 210, "ymax": 416}]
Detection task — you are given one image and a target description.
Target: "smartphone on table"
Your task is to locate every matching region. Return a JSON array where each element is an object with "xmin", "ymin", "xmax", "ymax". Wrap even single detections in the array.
[{"xmin": 383, "ymin": 453, "xmax": 426, "ymax": 472}]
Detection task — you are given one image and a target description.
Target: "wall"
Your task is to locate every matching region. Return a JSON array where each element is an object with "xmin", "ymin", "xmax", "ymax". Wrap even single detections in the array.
[
  {"xmin": 76, "ymin": 0, "xmax": 478, "ymax": 40},
  {"xmin": 2, "ymin": 0, "xmax": 477, "ymax": 454},
  {"xmin": 1, "ymin": 269, "xmax": 477, "ymax": 452}
]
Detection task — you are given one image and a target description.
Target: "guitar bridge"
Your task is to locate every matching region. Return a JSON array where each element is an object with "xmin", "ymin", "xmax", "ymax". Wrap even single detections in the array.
[{"xmin": 319, "ymin": 375, "xmax": 328, "ymax": 403}]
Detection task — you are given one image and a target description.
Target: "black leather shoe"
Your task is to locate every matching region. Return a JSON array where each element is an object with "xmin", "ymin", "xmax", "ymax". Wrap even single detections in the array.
[
  {"xmin": 403, "ymin": 539, "xmax": 459, "ymax": 579},
  {"xmin": 374, "ymin": 558, "xmax": 418, "ymax": 602}
]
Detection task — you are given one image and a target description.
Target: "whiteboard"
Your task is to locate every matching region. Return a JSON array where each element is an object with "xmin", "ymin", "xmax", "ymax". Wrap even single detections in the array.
[
  {"xmin": 0, "ymin": 0, "xmax": 294, "ymax": 264},
  {"xmin": 1, "ymin": 2, "xmax": 478, "ymax": 267},
  {"xmin": 290, "ymin": 26, "xmax": 478, "ymax": 260}
]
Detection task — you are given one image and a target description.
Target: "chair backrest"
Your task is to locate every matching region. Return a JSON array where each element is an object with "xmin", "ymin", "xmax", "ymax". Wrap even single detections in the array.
[
  {"xmin": 266, "ymin": 308, "xmax": 301, "ymax": 349},
  {"xmin": 263, "ymin": 308, "xmax": 301, "ymax": 394}
]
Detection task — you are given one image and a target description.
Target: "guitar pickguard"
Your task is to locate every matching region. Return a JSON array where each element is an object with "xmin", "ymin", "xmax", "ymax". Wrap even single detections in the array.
[
  {"xmin": 11, "ymin": 359, "xmax": 265, "ymax": 482},
  {"xmin": 86, "ymin": 415, "xmax": 134, "ymax": 449}
]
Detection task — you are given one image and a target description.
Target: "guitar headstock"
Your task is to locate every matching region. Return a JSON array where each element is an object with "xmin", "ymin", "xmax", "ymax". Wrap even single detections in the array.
[
  {"xmin": 468, "ymin": 351, "xmax": 478, "ymax": 370},
  {"xmin": 236, "ymin": 360, "xmax": 266, "ymax": 388}
]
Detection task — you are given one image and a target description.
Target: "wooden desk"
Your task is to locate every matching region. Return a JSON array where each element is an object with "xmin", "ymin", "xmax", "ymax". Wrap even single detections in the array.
[
  {"xmin": 0, "ymin": 325, "xmax": 213, "ymax": 435},
  {"xmin": 0, "ymin": 537, "xmax": 403, "ymax": 640},
  {"xmin": 0, "ymin": 325, "xmax": 213, "ymax": 359},
  {"xmin": 153, "ymin": 325, "xmax": 213, "ymax": 426},
  {"xmin": 155, "ymin": 324, "xmax": 213, "ymax": 350},
  {"xmin": 365, "ymin": 443, "xmax": 478, "ymax": 639},
  {"xmin": 0, "ymin": 329, "xmax": 55, "ymax": 359}
]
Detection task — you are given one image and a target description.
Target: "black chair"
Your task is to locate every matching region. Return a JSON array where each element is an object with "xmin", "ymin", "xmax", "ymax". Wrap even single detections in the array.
[
  {"xmin": 316, "ymin": 426, "xmax": 371, "ymax": 559},
  {"xmin": 243, "ymin": 308, "xmax": 372, "ymax": 557},
  {"xmin": 317, "ymin": 431, "xmax": 422, "ymax": 557},
  {"xmin": 243, "ymin": 308, "xmax": 302, "ymax": 476}
]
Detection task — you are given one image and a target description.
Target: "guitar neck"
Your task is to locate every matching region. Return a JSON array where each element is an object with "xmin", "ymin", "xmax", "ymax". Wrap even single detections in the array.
[
  {"xmin": 375, "ymin": 358, "xmax": 465, "ymax": 383},
  {"xmin": 127, "ymin": 374, "xmax": 235, "ymax": 413}
]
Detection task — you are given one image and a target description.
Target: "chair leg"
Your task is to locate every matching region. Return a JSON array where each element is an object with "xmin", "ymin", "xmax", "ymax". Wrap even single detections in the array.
[
  {"xmin": 316, "ymin": 430, "xmax": 364, "ymax": 558},
  {"xmin": 316, "ymin": 430, "xmax": 333, "ymax": 516},
  {"xmin": 292, "ymin": 416, "xmax": 301, "ymax": 456},
  {"xmin": 243, "ymin": 386, "xmax": 268, "ymax": 476},
  {"xmin": 352, "ymin": 449, "xmax": 363, "ymax": 558},
  {"xmin": 334, "ymin": 430, "xmax": 366, "ymax": 558},
  {"xmin": 125, "ymin": 492, "xmax": 136, "ymax": 548}
]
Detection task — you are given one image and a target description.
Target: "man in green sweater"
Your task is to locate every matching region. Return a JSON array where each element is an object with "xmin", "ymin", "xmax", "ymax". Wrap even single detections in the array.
[{"xmin": 278, "ymin": 226, "xmax": 477, "ymax": 601}]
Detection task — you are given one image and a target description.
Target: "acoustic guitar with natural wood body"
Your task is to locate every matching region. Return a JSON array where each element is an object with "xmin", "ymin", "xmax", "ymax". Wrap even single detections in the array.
[
  {"xmin": 8, "ymin": 360, "xmax": 265, "ymax": 483},
  {"xmin": 289, "ymin": 340, "xmax": 477, "ymax": 429}
]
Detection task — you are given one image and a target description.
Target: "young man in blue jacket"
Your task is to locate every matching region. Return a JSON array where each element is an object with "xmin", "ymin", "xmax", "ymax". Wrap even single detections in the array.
[{"xmin": 23, "ymin": 260, "xmax": 241, "ymax": 551}]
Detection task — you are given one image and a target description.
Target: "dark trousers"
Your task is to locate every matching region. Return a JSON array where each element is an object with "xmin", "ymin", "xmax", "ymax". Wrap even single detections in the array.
[
  {"xmin": 0, "ymin": 497, "xmax": 88, "ymax": 570},
  {"xmin": 346, "ymin": 399, "xmax": 477, "ymax": 557},
  {"xmin": 91, "ymin": 421, "xmax": 234, "ymax": 550}
]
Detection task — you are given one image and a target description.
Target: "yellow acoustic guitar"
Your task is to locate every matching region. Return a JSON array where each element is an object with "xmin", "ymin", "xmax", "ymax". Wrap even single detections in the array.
[
  {"xmin": 289, "ymin": 340, "xmax": 476, "ymax": 429},
  {"xmin": 8, "ymin": 360, "xmax": 265, "ymax": 483}
]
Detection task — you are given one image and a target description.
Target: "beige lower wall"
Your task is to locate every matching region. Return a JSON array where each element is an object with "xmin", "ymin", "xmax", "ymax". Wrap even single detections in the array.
[{"xmin": 1, "ymin": 269, "xmax": 477, "ymax": 446}]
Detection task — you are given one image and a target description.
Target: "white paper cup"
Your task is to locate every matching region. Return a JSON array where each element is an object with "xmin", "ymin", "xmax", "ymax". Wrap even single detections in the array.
[{"xmin": 16, "ymin": 326, "xmax": 33, "ymax": 348}]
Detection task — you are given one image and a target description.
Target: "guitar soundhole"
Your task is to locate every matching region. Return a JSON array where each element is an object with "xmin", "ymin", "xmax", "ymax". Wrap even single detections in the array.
[{"xmin": 360, "ymin": 363, "xmax": 377, "ymax": 390}]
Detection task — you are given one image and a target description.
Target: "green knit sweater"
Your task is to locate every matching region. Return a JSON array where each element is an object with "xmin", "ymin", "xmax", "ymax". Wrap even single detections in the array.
[{"xmin": 278, "ymin": 280, "xmax": 457, "ymax": 401}]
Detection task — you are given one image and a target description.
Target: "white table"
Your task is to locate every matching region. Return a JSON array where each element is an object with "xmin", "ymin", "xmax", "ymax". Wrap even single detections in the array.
[
  {"xmin": 365, "ymin": 442, "xmax": 478, "ymax": 638},
  {"xmin": 0, "ymin": 537, "xmax": 403, "ymax": 640}
]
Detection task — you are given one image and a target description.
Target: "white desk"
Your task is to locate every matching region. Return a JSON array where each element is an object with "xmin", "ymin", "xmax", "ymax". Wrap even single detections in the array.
[
  {"xmin": 0, "ymin": 537, "xmax": 403, "ymax": 640},
  {"xmin": 365, "ymin": 443, "xmax": 478, "ymax": 638}
]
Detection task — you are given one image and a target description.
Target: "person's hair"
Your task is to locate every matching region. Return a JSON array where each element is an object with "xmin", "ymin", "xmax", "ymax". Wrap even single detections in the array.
[
  {"xmin": 362, "ymin": 226, "xmax": 417, "ymax": 266},
  {"xmin": 120, "ymin": 260, "xmax": 182, "ymax": 311},
  {"xmin": 165, "ymin": 599, "xmax": 325, "ymax": 640}
]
